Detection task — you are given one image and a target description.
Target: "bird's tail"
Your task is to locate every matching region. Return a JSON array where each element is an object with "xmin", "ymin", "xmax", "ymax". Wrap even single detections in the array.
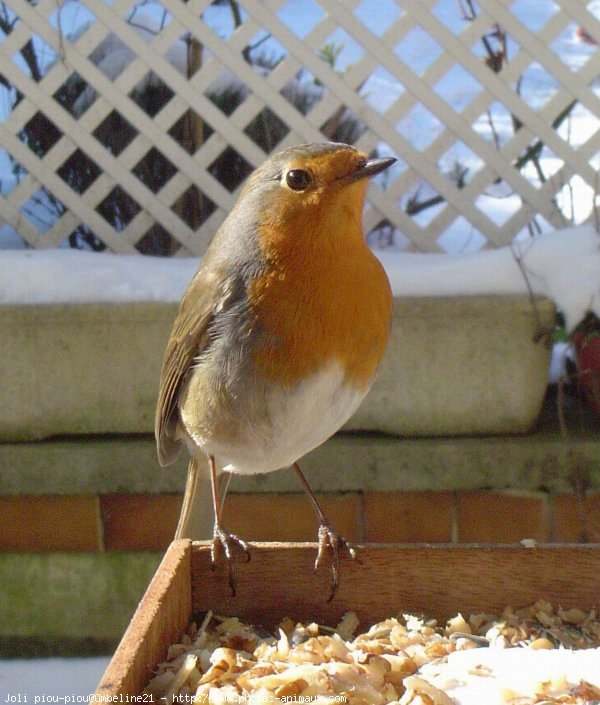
[{"xmin": 175, "ymin": 457, "xmax": 231, "ymax": 539}]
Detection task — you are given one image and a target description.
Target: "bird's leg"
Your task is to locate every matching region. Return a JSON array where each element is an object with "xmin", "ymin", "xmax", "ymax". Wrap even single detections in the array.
[
  {"xmin": 209, "ymin": 455, "xmax": 251, "ymax": 595},
  {"xmin": 293, "ymin": 462, "xmax": 359, "ymax": 601}
]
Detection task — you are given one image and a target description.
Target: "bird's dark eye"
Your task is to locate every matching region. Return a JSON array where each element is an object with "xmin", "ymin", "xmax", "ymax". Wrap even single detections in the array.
[{"xmin": 285, "ymin": 169, "xmax": 311, "ymax": 191}]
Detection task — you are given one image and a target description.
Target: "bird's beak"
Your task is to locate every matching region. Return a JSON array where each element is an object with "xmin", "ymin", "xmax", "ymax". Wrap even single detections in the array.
[{"xmin": 341, "ymin": 156, "xmax": 397, "ymax": 184}]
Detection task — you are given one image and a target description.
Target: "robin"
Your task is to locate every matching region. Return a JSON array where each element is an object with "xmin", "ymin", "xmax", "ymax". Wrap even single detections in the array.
[{"xmin": 155, "ymin": 142, "xmax": 395, "ymax": 600}]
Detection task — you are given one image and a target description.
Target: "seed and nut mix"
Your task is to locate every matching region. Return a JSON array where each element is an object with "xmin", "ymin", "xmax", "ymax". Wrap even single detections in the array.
[{"xmin": 144, "ymin": 601, "xmax": 600, "ymax": 705}]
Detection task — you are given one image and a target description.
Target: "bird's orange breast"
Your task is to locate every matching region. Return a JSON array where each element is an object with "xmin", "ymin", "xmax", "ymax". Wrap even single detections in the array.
[{"xmin": 248, "ymin": 187, "xmax": 392, "ymax": 390}]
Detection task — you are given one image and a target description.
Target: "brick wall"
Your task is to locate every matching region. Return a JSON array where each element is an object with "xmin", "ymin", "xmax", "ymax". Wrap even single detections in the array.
[{"xmin": 2, "ymin": 490, "xmax": 598, "ymax": 553}]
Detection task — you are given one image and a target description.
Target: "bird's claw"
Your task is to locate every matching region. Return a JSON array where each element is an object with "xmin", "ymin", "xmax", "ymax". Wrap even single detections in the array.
[
  {"xmin": 211, "ymin": 525, "xmax": 251, "ymax": 596},
  {"xmin": 314, "ymin": 523, "xmax": 360, "ymax": 602}
]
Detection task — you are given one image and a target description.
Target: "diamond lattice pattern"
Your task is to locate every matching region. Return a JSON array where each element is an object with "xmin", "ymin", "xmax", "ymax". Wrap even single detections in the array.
[{"xmin": 0, "ymin": 0, "xmax": 599, "ymax": 254}]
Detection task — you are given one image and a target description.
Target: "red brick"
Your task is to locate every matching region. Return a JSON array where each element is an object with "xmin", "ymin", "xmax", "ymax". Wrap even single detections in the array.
[
  {"xmin": 363, "ymin": 491, "xmax": 454, "ymax": 543},
  {"xmin": 552, "ymin": 492, "xmax": 600, "ymax": 543},
  {"xmin": 0, "ymin": 495, "xmax": 101, "ymax": 551},
  {"xmin": 223, "ymin": 493, "xmax": 362, "ymax": 543},
  {"xmin": 457, "ymin": 491, "xmax": 548, "ymax": 543},
  {"xmin": 101, "ymin": 494, "xmax": 181, "ymax": 551}
]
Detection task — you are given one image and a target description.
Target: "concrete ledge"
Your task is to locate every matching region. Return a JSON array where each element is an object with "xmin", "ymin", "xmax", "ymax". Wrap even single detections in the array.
[
  {"xmin": 1, "ymin": 403, "xmax": 598, "ymax": 495},
  {"xmin": 0, "ymin": 295, "xmax": 554, "ymax": 442},
  {"xmin": 361, "ymin": 295, "xmax": 554, "ymax": 435},
  {"xmin": 0, "ymin": 302, "xmax": 175, "ymax": 441}
]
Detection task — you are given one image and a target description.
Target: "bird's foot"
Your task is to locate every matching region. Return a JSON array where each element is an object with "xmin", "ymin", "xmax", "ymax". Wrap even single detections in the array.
[
  {"xmin": 211, "ymin": 524, "xmax": 251, "ymax": 596},
  {"xmin": 314, "ymin": 523, "xmax": 360, "ymax": 602}
]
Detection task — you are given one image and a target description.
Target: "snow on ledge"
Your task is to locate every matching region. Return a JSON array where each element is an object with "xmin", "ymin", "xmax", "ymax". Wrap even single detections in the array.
[
  {"xmin": 0, "ymin": 248, "xmax": 199, "ymax": 305},
  {"xmin": 1, "ymin": 225, "xmax": 599, "ymax": 332},
  {"xmin": 379, "ymin": 224, "xmax": 600, "ymax": 331}
]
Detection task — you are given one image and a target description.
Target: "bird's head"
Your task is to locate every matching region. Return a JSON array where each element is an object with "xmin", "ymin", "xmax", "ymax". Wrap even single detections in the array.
[{"xmin": 238, "ymin": 142, "xmax": 395, "ymax": 238}]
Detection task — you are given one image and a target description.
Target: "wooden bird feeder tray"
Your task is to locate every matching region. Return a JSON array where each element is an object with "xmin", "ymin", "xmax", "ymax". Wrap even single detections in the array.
[{"xmin": 96, "ymin": 540, "xmax": 600, "ymax": 696}]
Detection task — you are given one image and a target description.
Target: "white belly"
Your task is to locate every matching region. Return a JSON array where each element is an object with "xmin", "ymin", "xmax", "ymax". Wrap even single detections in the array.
[{"xmin": 182, "ymin": 362, "xmax": 368, "ymax": 475}]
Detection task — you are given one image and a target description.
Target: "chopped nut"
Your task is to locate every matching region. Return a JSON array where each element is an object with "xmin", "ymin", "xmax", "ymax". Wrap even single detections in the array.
[
  {"xmin": 529, "ymin": 637, "xmax": 555, "ymax": 650},
  {"xmin": 360, "ymin": 654, "xmax": 392, "ymax": 679},
  {"xmin": 423, "ymin": 642, "xmax": 451, "ymax": 659},
  {"xmin": 570, "ymin": 678, "xmax": 600, "ymax": 700},
  {"xmin": 559, "ymin": 607, "xmax": 588, "ymax": 625},
  {"xmin": 198, "ymin": 648, "xmax": 238, "ymax": 684},
  {"xmin": 274, "ymin": 678, "xmax": 308, "ymax": 697},
  {"xmin": 307, "ymin": 622, "xmax": 320, "ymax": 637},
  {"xmin": 167, "ymin": 643, "xmax": 189, "ymax": 660},
  {"xmin": 467, "ymin": 664, "xmax": 492, "ymax": 677},
  {"xmin": 354, "ymin": 639, "xmax": 385, "ymax": 655},
  {"xmin": 381, "ymin": 653, "xmax": 417, "ymax": 684},
  {"xmin": 164, "ymin": 654, "xmax": 198, "ymax": 703},
  {"xmin": 445, "ymin": 614, "xmax": 471, "ymax": 636},
  {"xmin": 278, "ymin": 617, "xmax": 295, "ymax": 635},
  {"xmin": 336, "ymin": 611, "xmax": 360, "ymax": 641},
  {"xmin": 400, "ymin": 676, "xmax": 454, "ymax": 705}
]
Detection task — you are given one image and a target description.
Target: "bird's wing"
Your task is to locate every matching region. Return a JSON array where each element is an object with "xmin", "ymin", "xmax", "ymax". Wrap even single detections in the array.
[{"xmin": 155, "ymin": 268, "xmax": 220, "ymax": 466}]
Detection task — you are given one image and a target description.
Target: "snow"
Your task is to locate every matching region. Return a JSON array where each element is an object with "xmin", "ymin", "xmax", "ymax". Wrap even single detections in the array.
[
  {"xmin": 2, "ymin": 225, "xmax": 598, "ymax": 333},
  {"xmin": 548, "ymin": 341, "xmax": 573, "ymax": 385},
  {"xmin": 416, "ymin": 646, "xmax": 600, "ymax": 705},
  {"xmin": 0, "ymin": 249, "xmax": 198, "ymax": 305},
  {"xmin": 379, "ymin": 224, "xmax": 600, "ymax": 331},
  {"xmin": 0, "ymin": 657, "xmax": 109, "ymax": 698}
]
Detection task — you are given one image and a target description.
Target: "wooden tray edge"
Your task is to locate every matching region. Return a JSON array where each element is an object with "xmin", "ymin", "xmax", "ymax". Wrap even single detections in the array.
[{"xmin": 95, "ymin": 539, "xmax": 192, "ymax": 696}]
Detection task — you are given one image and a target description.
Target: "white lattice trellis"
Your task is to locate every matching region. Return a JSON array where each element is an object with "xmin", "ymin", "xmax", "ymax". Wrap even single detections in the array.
[{"xmin": 0, "ymin": 0, "xmax": 599, "ymax": 254}]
